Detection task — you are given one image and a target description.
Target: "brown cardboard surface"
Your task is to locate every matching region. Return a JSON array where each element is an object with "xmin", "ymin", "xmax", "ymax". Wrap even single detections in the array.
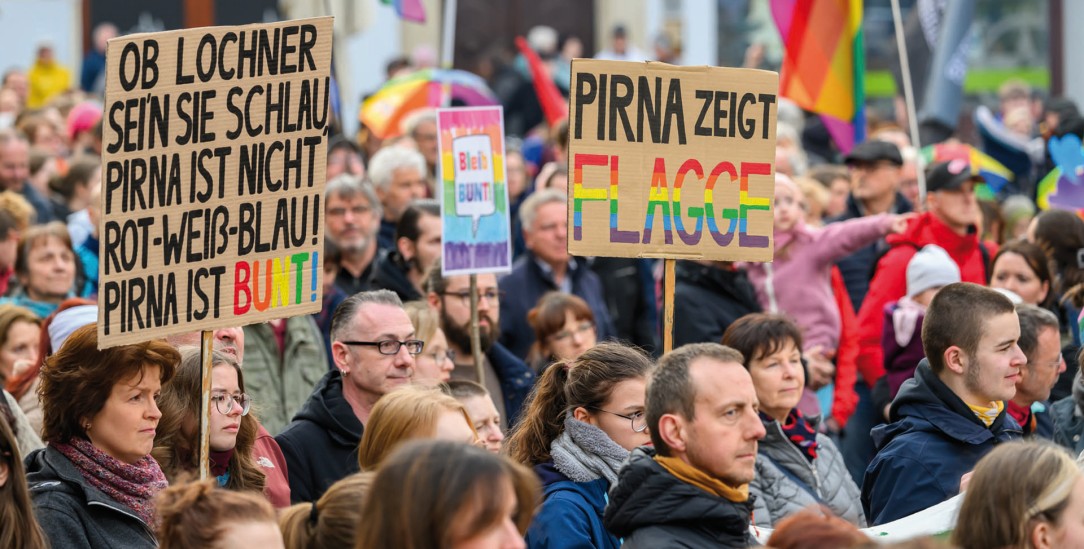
[
  {"xmin": 567, "ymin": 59, "xmax": 778, "ymax": 262},
  {"xmin": 98, "ymin": 17, "xmax": 333, "ymax": 348}
]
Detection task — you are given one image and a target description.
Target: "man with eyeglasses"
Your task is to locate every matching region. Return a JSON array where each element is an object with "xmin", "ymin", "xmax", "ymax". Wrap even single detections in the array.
[
  {"xmin": 325, "ymin": 174, "xmax": 382, "ymax": 296},
  {"xmin": 426, "ymin": 259, "xmax": 534, "ymax": 430},
  {"xmin": 276, "ymin": 289, "xmax": 418, "ymax": 503},
  {"xmin": 1008, "ymin": 304, "xmax": 1063, "ymax": 439},
  {"xmin": 497, "ymin": 188, "xmax": 615, "ymax": 360}
]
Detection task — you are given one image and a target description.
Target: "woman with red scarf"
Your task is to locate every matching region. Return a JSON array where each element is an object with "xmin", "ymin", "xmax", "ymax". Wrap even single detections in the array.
[
  {"xmin": 24, "ymin": 324, "xmax": 178, "ymax": 548},
  {"xmin": 724, "ymin": 314, "xmax": 866, "ymax": 528}
]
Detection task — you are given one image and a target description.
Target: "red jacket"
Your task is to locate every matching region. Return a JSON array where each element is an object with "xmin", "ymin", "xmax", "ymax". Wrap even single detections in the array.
[
  {"xmin": 831, "ymin": 267, "xmax": 859, "ymax": 428},
  {"xmin": 855, "ymin": 212, "xmax": 994, "ymax": 386},
  {"xmin": 254, "ymin": 423, "xmax": 291, "ymax": 508}
]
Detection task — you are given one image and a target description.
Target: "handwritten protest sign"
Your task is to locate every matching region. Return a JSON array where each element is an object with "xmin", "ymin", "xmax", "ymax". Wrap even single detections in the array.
[
  {"xmin": 567, "ymin": 60, "xmax": 779, "ymax": 261},
  {"xmin": 98, "ymin": 17, "xmax": 333, "ymax": 348},
  {"xmin": 438, "ymin": 107, "xmax": 512, "ymax": 276}
]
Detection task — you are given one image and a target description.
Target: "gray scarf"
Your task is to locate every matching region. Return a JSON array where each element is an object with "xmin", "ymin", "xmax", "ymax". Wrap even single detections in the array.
[{"xmin": 550, "ymin": 416, "xmax": 629, "ymax": 486}]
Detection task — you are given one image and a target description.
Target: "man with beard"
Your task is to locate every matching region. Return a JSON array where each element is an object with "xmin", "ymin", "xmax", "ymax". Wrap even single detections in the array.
[
  {"xmin": 372, "ymin": 200, "xmax": 440, "ymax": 301},
  {"xmin": 325, "ymin": 174, "xmax": 382, "ymax": 296},
  {"xmin": 862, "ymin": 283, "xmax": 1025, "ymax": 524},
  {"xmin": 426, "ymin": 259, "xmax": 535, "ymax": 429}
]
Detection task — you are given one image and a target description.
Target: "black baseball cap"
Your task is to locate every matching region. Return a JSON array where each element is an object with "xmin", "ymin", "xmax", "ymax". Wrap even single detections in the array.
[
  {"xmin": 844, "ymin": 140, "xmax": 904, "ymax": 166},
  {"xmin": 926, "ymin": 160, "xmax": 982, "ymax": 193}
]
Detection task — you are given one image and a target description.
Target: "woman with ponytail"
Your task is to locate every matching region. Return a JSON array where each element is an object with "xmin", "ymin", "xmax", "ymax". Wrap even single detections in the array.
[
  {"xmin": 507, "ymin": 342, "xmax": 654, "ymax": 549},
  {"xmin": 157, "ymin": 478, "xmax": 282, "ymax": 549},
  {"xmin": 279, "ymin": 472, "xmax": 373, "ymax": 549}
]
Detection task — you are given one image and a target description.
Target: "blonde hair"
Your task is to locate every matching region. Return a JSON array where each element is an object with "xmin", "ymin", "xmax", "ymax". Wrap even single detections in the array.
[
  {"xmin": 157, "ymin": 477, "xmax": 277, "ymax": 549},
  {"xmin": 953, "ymin": 441, "xmax": 1081, "ymax": 549},
  {"xmin": 279, "ymin": 472, "xmax": 375, "ymax": 549},
  {"xmin": 357, "ymin": 384, "xmax": 477, "ymax": 470},
  {"xmin": 403, "ymin": 300, "xmax": 439, "ymax": 344}
]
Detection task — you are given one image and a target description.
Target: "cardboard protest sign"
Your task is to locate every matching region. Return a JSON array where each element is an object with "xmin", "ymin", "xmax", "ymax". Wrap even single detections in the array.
[
  {"xmin": 567, "ymin": 60, "xmax": 779, "ymax": 261},
  {"xmin": 437, "ymin": 107, "xmax": 512, "ymax": 275},
  {"xmin": 98, "ymin": 17, "xmax": 333, "ymax": 348}
]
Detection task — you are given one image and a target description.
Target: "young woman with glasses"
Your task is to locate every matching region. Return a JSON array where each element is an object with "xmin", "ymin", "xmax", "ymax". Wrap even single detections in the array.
[
  {"xmin": 506, "ymin": 342, "xmax": 654, "ymax": 549},
  {"xmin": 527, "ymin": 292, "xmax": 598, "ymax": 372},
  {"xmin": 153, "ymin": 348, "xmax": 267, "ymax": 499}
]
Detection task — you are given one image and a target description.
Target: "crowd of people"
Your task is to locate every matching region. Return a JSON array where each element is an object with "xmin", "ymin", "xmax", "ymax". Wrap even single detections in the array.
[{"xmin": 2, "ymin": 18, "xmax": 1084, "ymax": 549}]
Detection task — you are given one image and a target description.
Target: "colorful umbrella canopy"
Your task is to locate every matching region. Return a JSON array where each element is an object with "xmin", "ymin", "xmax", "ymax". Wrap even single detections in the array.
[
  {"xmin": 921, "ymin": 142, "xmax": 1014, "ymax": 201},
  {"xmin": 360, "ymin": 68, "xmax": 500, "ymax": 139}
]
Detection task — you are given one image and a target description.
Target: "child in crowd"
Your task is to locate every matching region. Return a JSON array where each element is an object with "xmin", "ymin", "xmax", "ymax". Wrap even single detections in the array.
[
  {"xmin": 878, "ymin": 245, "xmax": 960, "ymax": 414},
  {"xmin": 744, "ymin": 174, "xmax": 909, "ymax": 417}
]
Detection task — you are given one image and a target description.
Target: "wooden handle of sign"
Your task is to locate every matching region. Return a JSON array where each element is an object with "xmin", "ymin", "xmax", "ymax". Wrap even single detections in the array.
[
  {"xmin": 198, "ymin": 330, "xmax": 214, "ymax": 480},
  {"xmin": 663, "ymin": 259, "xmax": 676, "ymax": 353},
  {"xmin": 469, "ymin": 274, "xmax": 485, "ymax": 386}
]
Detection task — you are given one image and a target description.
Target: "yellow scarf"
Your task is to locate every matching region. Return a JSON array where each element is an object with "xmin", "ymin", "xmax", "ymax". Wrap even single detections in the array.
[
  {"xmin": 966, "ymin": 400, "xmax": 1005, "ymax": 428},
  {"xmin": 655, "ymin": 455, "xmax": 749, "ymax": 503}
]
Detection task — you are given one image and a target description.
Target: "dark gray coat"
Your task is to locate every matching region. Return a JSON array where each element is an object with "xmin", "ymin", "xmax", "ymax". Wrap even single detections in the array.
[
  {"xmin": 750, "ymin": 418, "xmax": 866, "ymax": 527},
  {"xmin": 25, "ymin": 446, "xmax": 157, "ymax": 549}
]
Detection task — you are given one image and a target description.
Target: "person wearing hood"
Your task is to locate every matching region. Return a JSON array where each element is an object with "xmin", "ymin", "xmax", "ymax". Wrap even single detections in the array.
[
  {"xmin": 506, "ymin": 342, "xmax": 653, "ymax": 549},
  {"xmin": 723, "ymin": 314, "xmax": 865, "ymax": 528},
  {"xmin": 275, "ymin": 290, "xmax": 421, "ymax": 503},
  {"xmin": 372, "ymin": 200, "xmax": 441, "ymax": 303},
  {"xmin": 862, "ymin": 283, "xmax": 1025, "ymax": 525},
  {"xmin": 604, "ymin": 343, "xmax": 765, "ymax": 548}
]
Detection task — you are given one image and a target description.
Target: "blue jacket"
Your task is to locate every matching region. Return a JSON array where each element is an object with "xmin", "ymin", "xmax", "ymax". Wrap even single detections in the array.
[
  {"xmin": 489, "ymin": 341, "xmax": 535, "ymax": 428},
  {"xmin": 862, "ymin": 359, "xmax": 1022, "ymax": 525},
  {"xmin": 498, "ymin": 252, "xmax": 615, "ymax": 360},
  {"xmin": 526, "ymin": 463, "xmax": 619, "ymax": 549},
  {"xmin": 829, "ymin": 192, "xmax": 913, "ymax": 310}
]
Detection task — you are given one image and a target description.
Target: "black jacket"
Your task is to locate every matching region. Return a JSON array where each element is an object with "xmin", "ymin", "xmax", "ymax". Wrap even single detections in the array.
[
  {"xmin": 589, "ymin": 257, "xmax": 658, "ymax": 354},
  {"xmin": 26, "ymin": 445, "xmax": 157, "ymax": 548},
  {"xmin": 603, "ymin": 447, "xmax": 757, "ymax": 548},
  {"xmin": 672, "ymin": 262, "xmax": 761, "ymax": 348},
  {"xmin": 275, "ymin": 370, "xmax": 363, "ymax": 503},
  {"xmin": 371, "ymin": 250, "xmax": 423, "ymax": 302}
]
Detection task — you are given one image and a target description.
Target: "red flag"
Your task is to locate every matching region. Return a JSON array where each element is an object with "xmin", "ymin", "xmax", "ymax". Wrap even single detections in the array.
[{"xmin": 514, "ymin": 36, "xmax": 568, "ymax": 127}]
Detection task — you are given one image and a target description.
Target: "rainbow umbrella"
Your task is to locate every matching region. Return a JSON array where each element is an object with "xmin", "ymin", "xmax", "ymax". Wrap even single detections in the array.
[
  {"xmin": 921, "ymin": 142, "xmax": 1014, "ymax": 201},
  {"xmin": 360, "ymin": 68, "xmax": 500, "ymax": 139}
]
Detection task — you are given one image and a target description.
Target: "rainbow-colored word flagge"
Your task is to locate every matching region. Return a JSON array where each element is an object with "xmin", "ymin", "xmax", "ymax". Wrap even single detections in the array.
[
  {"xmin": 567, "ymin": 60, "xmax": 779, "ymax": 262},
  {"xmin": 437, "ymin": 107, "xmax": 512, "ymax": 276}
]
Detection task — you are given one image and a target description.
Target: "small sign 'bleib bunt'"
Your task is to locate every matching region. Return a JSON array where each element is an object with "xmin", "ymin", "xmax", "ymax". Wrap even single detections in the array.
[
  {"xmin": 98, "ymin": 17, "xmax": 333, "ymax": 348},
  {"xmin": 438, "ymin": 106, "xmax": 512, "ymax": 276},
  {"xmin": 567, "ymin": 59, "xmax": 779, "ymax": 261}
]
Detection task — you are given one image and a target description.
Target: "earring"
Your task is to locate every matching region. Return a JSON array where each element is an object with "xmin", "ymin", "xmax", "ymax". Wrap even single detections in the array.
[{"xmin": 84, "ymin": 423, "xmax": 91, "ymax": 431}]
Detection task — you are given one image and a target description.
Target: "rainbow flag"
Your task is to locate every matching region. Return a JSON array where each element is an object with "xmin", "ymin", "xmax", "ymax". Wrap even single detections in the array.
[
  {"xmin": 772, "ymin": 0, "xmax": 865, "ymax": 153},
  {"xmin": 920, "ymin": 143, "xmax": 1014, "ymax": 200},
  {"xmin": 380, "ymin": 0, "xmax": 426, "ymax": 23}
]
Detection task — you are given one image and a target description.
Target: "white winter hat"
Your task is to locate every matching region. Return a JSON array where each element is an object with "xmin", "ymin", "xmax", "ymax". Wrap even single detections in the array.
[{"xmin": 906, "ymin": 245, "xmax": 961, "ymax": 298}]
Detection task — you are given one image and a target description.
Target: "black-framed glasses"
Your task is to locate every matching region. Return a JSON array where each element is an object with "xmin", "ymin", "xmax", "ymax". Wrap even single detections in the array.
[
  {"xmin": 587, "ymin": 406, "xmax": 648, "ymax": 433},
  {"xmin": 550, "ymin": 321, "xmax": 595, "ymax": 342},
  {"xmin": 211, "ymin": 393, "xmax": 251, "ymax": 416},
  {"xmin": 441, "ymin": 289, "xmax": 504, "ymax": 306},
  {"xmin": 341, "ymin": 339, "xmax": 425, "ymax": 356}
]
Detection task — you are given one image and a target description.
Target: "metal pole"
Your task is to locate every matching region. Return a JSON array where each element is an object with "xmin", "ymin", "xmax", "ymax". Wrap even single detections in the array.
[{"xmin": 891, "ymin": 0, "xmax": 927, "ymax": 205}]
